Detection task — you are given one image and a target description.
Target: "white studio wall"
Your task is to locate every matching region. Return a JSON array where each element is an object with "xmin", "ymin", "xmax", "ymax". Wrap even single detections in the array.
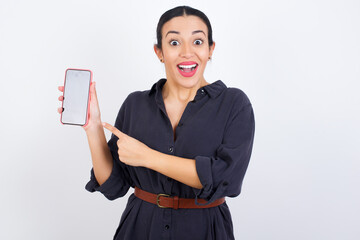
[{"xmin": 0, "ymin": 0, "xmax": 359, "ymax": 239}]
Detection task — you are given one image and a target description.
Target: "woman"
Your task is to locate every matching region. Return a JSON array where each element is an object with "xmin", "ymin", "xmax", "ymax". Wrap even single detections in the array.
[{"xmin": 58, "ymin": 5, "xmax": 255, "ymax": 240}]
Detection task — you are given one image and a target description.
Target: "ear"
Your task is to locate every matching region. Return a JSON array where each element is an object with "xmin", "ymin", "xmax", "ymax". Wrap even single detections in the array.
[
  {"xmin": 154, "ymin": 44, "xmax": 163, "ymax": 61},
  {"xmin": 209, "ymin": 41, "xmax": 215, "ymax": 59}
]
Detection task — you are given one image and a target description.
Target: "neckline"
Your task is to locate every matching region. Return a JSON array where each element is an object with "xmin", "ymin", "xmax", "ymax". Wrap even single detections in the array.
[{"xmin": 148, "ymin": 78, "xmax": 227, "ymax": 99}]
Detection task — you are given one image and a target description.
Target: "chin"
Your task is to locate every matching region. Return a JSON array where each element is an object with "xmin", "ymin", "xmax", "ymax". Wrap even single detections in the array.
[{"xmin": 176, "ymin": 76, "xmax": 202, "ymax": 89}]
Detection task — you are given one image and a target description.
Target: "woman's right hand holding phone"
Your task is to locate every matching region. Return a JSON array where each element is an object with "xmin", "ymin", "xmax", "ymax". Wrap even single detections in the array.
[{"xmin": 57, "ymin": 81, "xmax": 102, "ymax": 132}]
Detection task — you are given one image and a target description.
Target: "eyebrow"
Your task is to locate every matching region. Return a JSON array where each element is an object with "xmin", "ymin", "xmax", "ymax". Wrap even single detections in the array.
[{"xmin": 165, "ymin": 30, "xmax": 206, "ymax": 38}]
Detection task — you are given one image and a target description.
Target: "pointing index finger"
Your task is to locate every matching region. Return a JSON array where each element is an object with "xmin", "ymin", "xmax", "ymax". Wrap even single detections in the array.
[{"xmin": 102, "ymin": 122, "xmax": 123, "ymax": 138}]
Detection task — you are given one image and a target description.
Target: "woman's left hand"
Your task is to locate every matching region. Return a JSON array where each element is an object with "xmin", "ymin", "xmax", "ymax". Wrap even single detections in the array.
[{"xmin": 102, "ymin": 122, "xmax": 152, "ymax": 168}]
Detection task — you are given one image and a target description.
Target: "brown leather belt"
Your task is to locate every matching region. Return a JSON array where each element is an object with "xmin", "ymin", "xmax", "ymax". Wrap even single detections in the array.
[{"xmin": 134, "ymin": 186, "xmax": 225, "ymax": 209}]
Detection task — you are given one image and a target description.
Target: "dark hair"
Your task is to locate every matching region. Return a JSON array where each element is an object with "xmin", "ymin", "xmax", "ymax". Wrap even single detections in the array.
[{"xmin": 155, "ymin": 6, "xmax": 214, "ymax": 50}]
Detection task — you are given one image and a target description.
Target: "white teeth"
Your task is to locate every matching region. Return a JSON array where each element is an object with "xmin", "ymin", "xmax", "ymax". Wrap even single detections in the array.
[{"xmin": 178, "ymin": 64, "xmax": 197, "ymax": 69}]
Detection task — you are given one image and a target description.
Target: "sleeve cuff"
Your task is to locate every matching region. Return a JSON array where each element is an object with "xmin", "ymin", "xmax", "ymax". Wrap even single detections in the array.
[
  {"xmin": 85, "ymin": 167, "xmax": 118, "ymax": 194},
  {"xmin": 85, "ymin": 160, "xmax": 128, "ymax": 200},
  {"xmin": 193, "ymin": 155, "xmax": 226, "ymax": 206}
]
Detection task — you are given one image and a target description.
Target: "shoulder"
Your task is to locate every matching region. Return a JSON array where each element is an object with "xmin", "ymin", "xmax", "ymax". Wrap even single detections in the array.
[
  {"xmin": 222, "ymin": 86, "xmax": 252, "ymax": 111},
  {"xmin": 124, "ymin": 78, "xmax": 163, "ymax": 104},
  {"xmin": 221, "ymin": 86, "xmax": 255, "ymax": 130},
  {"xmin": 123, "ymin": 90, "xmax": 149, "ymax": 105}
]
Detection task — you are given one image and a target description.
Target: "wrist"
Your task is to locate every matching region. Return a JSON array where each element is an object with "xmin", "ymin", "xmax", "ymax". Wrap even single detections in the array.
[
  {"xmin": 85, "ymin": 123, "xmax": 103, "ymax": 135},
  {"xmin": 143, "ymin": 148, "xmax": 159, "ymax": 169}
]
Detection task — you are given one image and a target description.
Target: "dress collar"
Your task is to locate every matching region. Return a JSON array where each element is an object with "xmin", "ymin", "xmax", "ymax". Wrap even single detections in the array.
[{"xmin": 148, "ymin": 78, "xmax": 227, "ymax": 99}]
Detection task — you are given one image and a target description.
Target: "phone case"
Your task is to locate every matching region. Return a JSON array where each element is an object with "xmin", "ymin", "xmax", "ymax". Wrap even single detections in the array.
[{"xmin": 60, "ymin": 68, "xmax": 93, "ymax": 127}]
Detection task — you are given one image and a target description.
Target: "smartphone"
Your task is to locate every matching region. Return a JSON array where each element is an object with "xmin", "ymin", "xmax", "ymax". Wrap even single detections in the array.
[{"xmin": 60, "ymin": 68, "xmax": 92, "ymax": 126}]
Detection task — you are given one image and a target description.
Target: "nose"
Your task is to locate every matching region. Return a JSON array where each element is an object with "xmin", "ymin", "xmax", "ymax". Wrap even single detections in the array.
[{"xmin": 180, "ymin": 43, "xmax": 194, "ymax": 58}]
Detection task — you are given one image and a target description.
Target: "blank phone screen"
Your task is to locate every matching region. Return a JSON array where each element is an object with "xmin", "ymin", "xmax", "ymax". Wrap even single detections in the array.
[{"xmin": 61, "ymin": 69, "xmax": 91, "ymax": 126}]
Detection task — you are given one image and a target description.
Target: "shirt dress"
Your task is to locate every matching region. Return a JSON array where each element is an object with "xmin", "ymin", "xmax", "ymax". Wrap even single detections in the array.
[{"xmin": 85, "ymin": 78, "xmax": 255, "ymax": 240}]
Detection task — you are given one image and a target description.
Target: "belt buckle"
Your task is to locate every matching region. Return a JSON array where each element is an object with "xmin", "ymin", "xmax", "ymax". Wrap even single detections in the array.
[{"xmin": 157, "ymin": 193, "xmax": 171, "ymax": 208}]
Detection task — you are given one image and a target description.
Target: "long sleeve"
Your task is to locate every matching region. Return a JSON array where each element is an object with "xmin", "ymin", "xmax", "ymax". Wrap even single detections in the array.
[
  {"xmin": 192, "ymin": 94, "xmax": 255, "ymax": 206},
  {"xmin": 85, "ymin": 97, "xmax": 134, "ymax": 200}
]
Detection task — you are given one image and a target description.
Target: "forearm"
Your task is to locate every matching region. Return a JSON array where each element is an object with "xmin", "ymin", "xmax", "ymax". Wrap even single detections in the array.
[
  {"xmin": 86, "ymin": 124, "xmax": 113, "ymax": 185},
  {"xmin": 145, "ymin": 149, "xmax": 203, "ymax": 189}
]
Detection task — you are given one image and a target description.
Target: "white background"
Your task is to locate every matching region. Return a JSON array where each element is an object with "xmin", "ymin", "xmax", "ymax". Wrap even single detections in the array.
[{"xmin": 0, "ymin": 0, "xmax": 359, "ymax": 239}]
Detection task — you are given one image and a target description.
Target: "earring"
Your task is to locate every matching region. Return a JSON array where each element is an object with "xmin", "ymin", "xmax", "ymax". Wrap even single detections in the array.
[
  {"xmin": 208, "ymin": 56, "xmax": 212, "ymax": 60},
  {"xmin": 160, "ymin": 59, "xmax": 163, "ymax": 63}
]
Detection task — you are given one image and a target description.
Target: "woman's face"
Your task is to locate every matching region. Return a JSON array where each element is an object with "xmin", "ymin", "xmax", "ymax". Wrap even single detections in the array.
[{"xmin": 155, "ymin": 15, "xmax": 215, "ymax": 88}]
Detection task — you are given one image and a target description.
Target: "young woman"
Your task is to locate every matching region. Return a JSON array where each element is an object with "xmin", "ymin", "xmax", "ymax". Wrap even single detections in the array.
[{"xmin": 58, "ymin": 5, "xmax": 255, "ymax": 240}]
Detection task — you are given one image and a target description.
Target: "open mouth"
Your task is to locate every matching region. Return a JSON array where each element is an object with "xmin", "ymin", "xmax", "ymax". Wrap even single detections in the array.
[
  {"xmin": 177, "ymin": 62, "xmax": 199, "ymax": 77},
  {"xmin": 177, "ymin": 63, "xmax": 198, "ymax": 72}
]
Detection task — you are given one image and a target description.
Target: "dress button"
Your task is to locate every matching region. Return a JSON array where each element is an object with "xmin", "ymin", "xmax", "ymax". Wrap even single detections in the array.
[
  {"xmin": 201, "ymin": 89, "xmax": 205, "ymax": 94},
  {"xmin": 169, "ymin": 146, "xmax": 174, "ymax": 153},
  {"xmin": 165, "ymin": 225, "xmax": 170, "ymax": 230}
]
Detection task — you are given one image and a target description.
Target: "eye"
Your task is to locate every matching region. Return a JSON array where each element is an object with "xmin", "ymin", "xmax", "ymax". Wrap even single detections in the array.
[
  {"xmin": 194, "ymin": 39, "xmax": 203, "ymax": 45},
  {"xmin": 170, "ymin": 40, "xmax": 179, "ymax": 46}
]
